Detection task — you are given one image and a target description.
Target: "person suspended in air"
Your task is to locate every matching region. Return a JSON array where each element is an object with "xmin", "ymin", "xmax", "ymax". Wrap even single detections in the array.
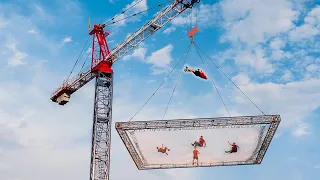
[
  {"xmin": 192, "ymin": 146, "xmax": 200, "ymax": 166},
  {"xmin": 225, "ymin": 141, "xmax": 239, "ymax": 153},
  {"xmin": 157, "ymin": 144, "xmax": 170, "ymax": 155},
  {"xmin": 184, "ymin": 66, "xmax": 208, "ymax": 80},
  {"xmin": 191, "ymin": 135, "xmax": 206, "ymax": 147}
]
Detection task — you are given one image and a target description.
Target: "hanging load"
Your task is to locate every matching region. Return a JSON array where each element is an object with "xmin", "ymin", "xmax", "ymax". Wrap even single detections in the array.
[{"xmin": 184, "ymin": 66, "xmax": 208, "ymax": 79}]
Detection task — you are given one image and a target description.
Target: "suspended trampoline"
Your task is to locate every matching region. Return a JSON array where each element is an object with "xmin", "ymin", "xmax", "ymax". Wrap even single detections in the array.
[{"xmin": 116, "ymin": 27, "xmax": 281, "ymax": 170}]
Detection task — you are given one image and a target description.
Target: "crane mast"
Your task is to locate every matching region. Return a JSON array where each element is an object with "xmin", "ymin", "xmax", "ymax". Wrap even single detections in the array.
[{"xmin": 50, "ymin": 1, "xmax": 200, "ymax": 180}]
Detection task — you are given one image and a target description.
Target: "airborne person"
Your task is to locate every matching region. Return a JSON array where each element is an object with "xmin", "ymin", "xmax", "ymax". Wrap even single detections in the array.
[
  {"xmin": 157, "ymin": 144, "xmax": 170, "ymax": 155},
  {"xmin": 225, "ymin": 141, "xmax": 239, "ymax": 153},
  {"xmin": 184, "ymin": 66, "xmax": 208, "ymax": 80},
  {"xmin": 191, "ymin": 136, "xmax": 206, "ymax": 147}
]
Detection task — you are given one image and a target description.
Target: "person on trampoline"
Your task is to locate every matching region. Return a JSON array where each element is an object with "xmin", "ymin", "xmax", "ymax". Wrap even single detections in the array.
[
  {"xmin": 157, "ymin": 144, "xmax": 170, "ymax": 155},
  {"xmin": 225, "ymin": 141, "xmax": 239, "ymax": 153},
  {"xmin": 192, "ymin": 146, "xmax": 200, "ymax": 166},
  {"xmin": 191, "ymin": 135, "xmax": 206, "ymax": 147},
  {"xmin": 184, "ymin": 66, "xmax": 208, "ymax": 80}
]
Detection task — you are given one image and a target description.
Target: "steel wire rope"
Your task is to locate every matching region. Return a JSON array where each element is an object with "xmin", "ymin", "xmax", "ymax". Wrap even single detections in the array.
[
  {"xmin": 161, "ymin": 43, "xmax": 192, "ymax": 120},
  {"xmin": 65, "ymin": 35, "xmax": 91, "ymax": 83},
  {"xmin": 79, "ymin": 50, "xmax": 91, "ymax": 73},
  {"xmin": 128, "ymin": 42, "xmax": 193, "ymax": 122},
  {"xmin": 104, "ymin": 0, "xmax": 144, "ymax": 25},
  {"xmin": 193, "ymin": 42, "xmax": 231, "ymax": 117},
  {"xmin": 105, "ymin": 0, "xmax": 172, "ymax": 26},
  {"xmin": 193, "ymin": 43, "xmax": 266, "ymax": 115}
]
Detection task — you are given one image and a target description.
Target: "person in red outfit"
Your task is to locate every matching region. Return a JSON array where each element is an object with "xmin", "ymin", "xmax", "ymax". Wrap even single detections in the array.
[
  {"xmin": 184, "ymin": 66, "xmax": 208, "ymax": 80},
  {"xmin": 192, "ymin": 147, "xmax": 200, "ymax": 165},
  {"xmin": 191, "ymin": 136, "xmax": 206, "ymax": 147},
  {"xmin": 225, "ymin": 141, "xmax": 239, "ymax": 153},
  {"xmin": 157, "ymin": 144, "xmax": 170, "ymax": 155}
]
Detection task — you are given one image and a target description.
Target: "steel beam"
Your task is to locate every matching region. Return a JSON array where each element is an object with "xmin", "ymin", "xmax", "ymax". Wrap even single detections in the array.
[{"xmin": 90, "ymin": 72, "xmax": 113, "ymax": 180}]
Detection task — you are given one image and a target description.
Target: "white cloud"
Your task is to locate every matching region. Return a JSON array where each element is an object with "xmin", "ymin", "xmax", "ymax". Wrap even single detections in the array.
[
  {"xmin": 62, "ymin": 36, "xmax": 72, "ymax": 43},
  {"xmin": 270, "ymin": 37, "xmax": 285, "ymax": 50},
  {"xmin": 306, "ymin": 64, "xmax": 319, "ymax": 72},
  {"xmin": 0, "ymin": 16, "xmax": 8, "ymax": 28},
  {"xmin": 232, "ymin": 73, "xmax": 250, "ymax": 86},
  {"xmin": 171, "ymin": 3, "xmax": 219, "ymax": 28},
  {"xmin": 289, "ymin": 5, "xmax": 320, "ymax": 41},
  {"xmin": 221, "ymin": 0, "xmax": 298, "ymax": 46},
  {"xmin": 234, "ymin": 46, "xmax": 274, "ymax": 73},
  {"xmin": 27, "ymin": 29, "xmax": 36, "ymax": 34},
  {"xmin": 123, "ymin": 47, "xmax": 147, "ymax": 61},
  {"xmin": 109, "ymin": 0, "xmax": 147, "ymax": 27},
  {"xmin": 5, "ymin": 43, "xmax": 28, "ymax": 66},
  {"xmin": 163, "ymin": 27, "xmax": 176, "ymax": 35},
  {"xmin": 146, "ymin": 44, "xmax": 174, "ymax": 74},
  {"xmin": 281, "ymin": 70, "xmax": 293, "ymax": 82},
  {"xmin": 292, "ymin": 122, "xmax": 310, "ymax": 137},
  {"xmin": 231, "ymin": 78, "xmax": 320, "ymax": 132}
]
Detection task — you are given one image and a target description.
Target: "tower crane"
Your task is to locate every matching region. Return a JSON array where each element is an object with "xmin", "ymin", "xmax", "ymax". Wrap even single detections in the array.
[{"xmin": 50, "ymin": 1, "xmax": 200, "ymax": 180}]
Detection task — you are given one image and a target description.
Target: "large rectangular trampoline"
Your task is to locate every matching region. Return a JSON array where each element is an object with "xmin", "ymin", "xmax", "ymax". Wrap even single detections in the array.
[{"xmin": 115, "ymin": 115, "xmax": 281, "ymax": 169}]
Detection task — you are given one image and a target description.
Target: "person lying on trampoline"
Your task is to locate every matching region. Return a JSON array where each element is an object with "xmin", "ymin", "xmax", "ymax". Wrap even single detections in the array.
[
  {"xmin": 157, "ymin": 144, "xmax": 170, "ymax": 155},
  {"xmin": 191, "ymin": 136, "xmax": 206, "ymax": 147},
  {"xmin": 184, "ymin": 66, "xmax": 208, "ymax": 80},
  {"xmin": 225, "ymin": 141, "xmax": 239, "ymax": 153}
]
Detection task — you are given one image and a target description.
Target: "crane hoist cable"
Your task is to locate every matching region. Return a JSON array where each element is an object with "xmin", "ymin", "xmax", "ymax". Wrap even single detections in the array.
[
  {"xmin": 105, "ymin": 0, "xmax": 172, "ymax": 26},
  {"xmin": 162, "ymin": 42, "xmax": 192, "ymax": 120},
  {"xmin": 193, "ymin": 42, "xmax": 266, "ymax": 116},
  {"xmin": 128, "ymin": 42, "xmax": 193, "ymax": 122},
  {"xmin": 192, "ymin": 42, "xmax": 231, "ymax": 117}
]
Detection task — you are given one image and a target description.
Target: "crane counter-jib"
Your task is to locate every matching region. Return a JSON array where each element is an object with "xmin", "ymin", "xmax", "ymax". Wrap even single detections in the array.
[{"xmin": 51, "ymin": 68, "xmax": 94, "ymax": 98}]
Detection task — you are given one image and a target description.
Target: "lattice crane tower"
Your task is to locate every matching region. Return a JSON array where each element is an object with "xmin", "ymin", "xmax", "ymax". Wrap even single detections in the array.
[{"xmin": 50, "ymin": 1, "xmax": 201, "ymax": 180}]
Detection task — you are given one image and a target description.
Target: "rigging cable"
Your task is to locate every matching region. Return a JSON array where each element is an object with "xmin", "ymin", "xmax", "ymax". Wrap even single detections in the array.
[
  {"xmin": 162, "ymin": 43, "xmax": 192, "ymax": 120},
  {"xmin": 106, "ymin": 0, "xmax": 172, "ymax": 26},
  {"xmin": 65, "ymin": 35, "xmax": 91, "ymax": 83},
  {"xmin": 128, "ymin": 42, "xmax": 193, "ymax": 122},
  {"xmin": 193, "ymin": 42, "xmax": 266, "ymax": 115},
  {"xmin": 193, "ymin": 42, "xmax": 231, "ymax": 117},
  {"xmin": 104, "ymin": 0, "xmax": 144, "ymax": 25},
  {"xmin": 79, "ymin": 50, "xmax": 91, "ymax": 73}
]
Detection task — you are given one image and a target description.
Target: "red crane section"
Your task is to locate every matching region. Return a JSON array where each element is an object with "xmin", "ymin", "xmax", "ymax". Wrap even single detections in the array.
[
  {"xmin": 89, "ymin": 24, "xmax": 113, "ymax": 74},
  {"xmin": 50, "ymin": 0, "xmax": 201, "ymax": 105}
]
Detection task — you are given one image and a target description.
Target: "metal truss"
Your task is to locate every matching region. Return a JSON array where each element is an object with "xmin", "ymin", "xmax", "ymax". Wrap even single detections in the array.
[
  {"xmin": 115, "ymin": 115, "xmax": 281, "ymax": 170},
  {"xmin": 50, "ymin": 68, "xmax": 97, "ymax": 103},
  {"xmin": 50, "ymin": 1, "xmax": 199, "ymax": 104},
  {"xmin": 108, "ymin": 1, "xmax": 195, "ymax": 65},
  {"xmin": 89, "ymin": 72, "xmax": 113, "ymax": 180}
]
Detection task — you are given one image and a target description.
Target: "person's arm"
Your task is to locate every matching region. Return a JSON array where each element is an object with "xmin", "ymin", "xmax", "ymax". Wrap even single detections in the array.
[{"xmin": 228, "ymin": 141, "xmax": 232, "ymax": 145}]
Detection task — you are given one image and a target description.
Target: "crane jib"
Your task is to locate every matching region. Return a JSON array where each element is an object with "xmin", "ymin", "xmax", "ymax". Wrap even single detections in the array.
[{"xmin": 50, "ymin": 0, "xmax": 200, "ymax": 104}]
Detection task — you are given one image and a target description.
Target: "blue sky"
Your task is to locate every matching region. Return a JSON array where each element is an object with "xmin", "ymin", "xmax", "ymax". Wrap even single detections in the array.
[{"xmin": 0, "ymin": 0, "xmax": 320, "ymax": 180}]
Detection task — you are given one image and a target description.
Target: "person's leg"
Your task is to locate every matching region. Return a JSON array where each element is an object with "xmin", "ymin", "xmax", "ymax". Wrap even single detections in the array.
[{"xmin": 195, "ymin": 141, "xmax": 200, "ymax": 147}]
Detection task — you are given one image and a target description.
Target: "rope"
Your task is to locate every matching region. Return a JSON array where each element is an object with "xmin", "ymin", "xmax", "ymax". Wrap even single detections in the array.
[
  {"xmin": 65, "ymin": 36, "xmax": 91, "ymax": 83},
  {"xmin": 162, "ymin": 43, "xmax": 191, "ymax": 120},
  {"xmin": 193, "ymin": 42, "xmax": 231, "ymax": 117},
  {"xmin": 106, "ymin": 0, "xmax": 172, "ymax": 26},
  {"xmin": 79, "ymin": 51, "xmax": 91, "ymax": 73},
  {"xmin": 128, "ymin": 42, "xmax": 192, "ymax": 122},
  {"xmin": 104, "ymin": 0, "xmax": 144, "ymax": 25},
  {"xmin": 193, "ymin": 43, "xmax": 266, "ymax": 115}
]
